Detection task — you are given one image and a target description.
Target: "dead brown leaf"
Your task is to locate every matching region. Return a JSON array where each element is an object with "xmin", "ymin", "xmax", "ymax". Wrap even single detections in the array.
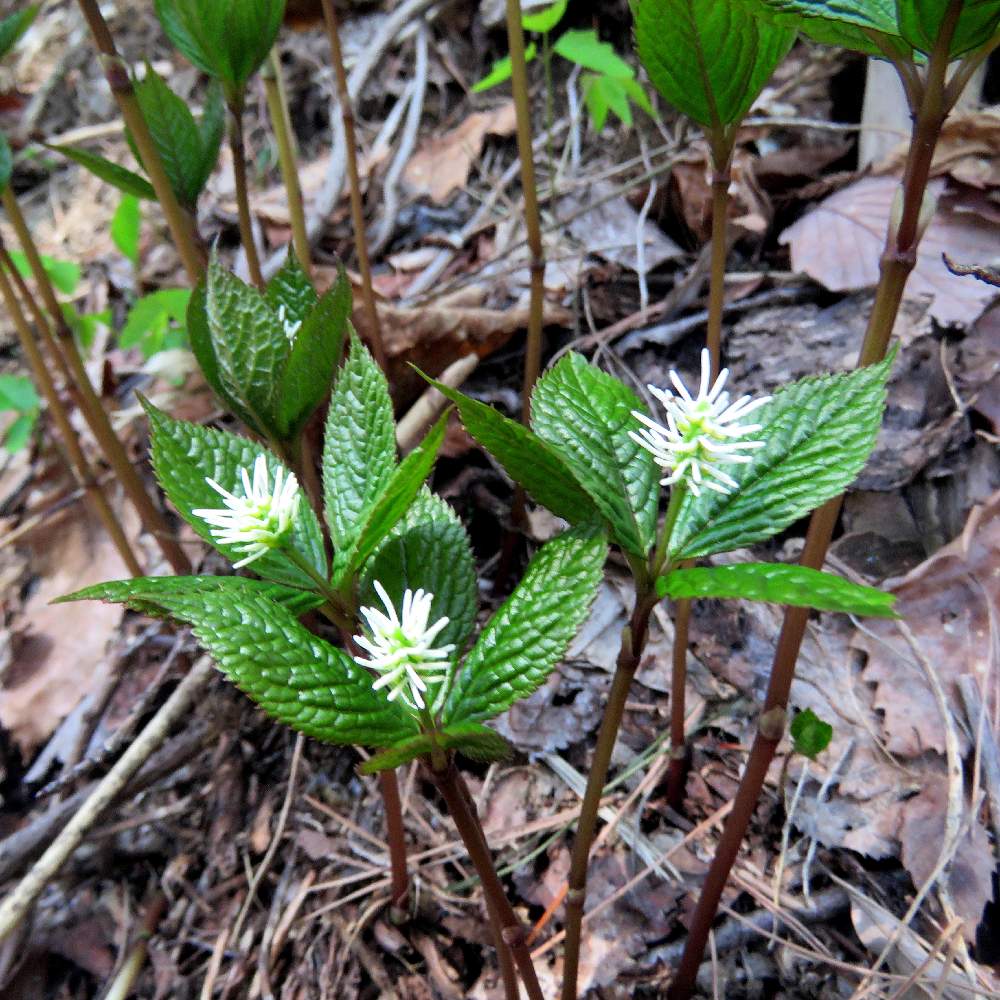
[
  {"xmin": 900, "ymin": 775, "xmax": 995, "ymax": 944},
  {"xmin": 854, "ymin": 491, "xmax": 1000, "ymax": 759},
  {"xmin": 1, "ymin": 507, "xmax": 131, "ymax": 752},
  {"xmin": 779, "ymin": 176, "xmax": 1000, "ymax": 325},
  {"xmin": 876, "ymin": 108, "xmax": 1000, "ymax": 190},
  {"xmin": 403, "ymin": 102, "xmax": 517, "ymax": 204}
]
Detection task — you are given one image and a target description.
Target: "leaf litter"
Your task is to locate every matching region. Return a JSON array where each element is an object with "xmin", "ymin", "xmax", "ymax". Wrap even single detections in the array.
[{"xmin": 3, "ymin": 4, "xmax": 1000, "ymax": 998}]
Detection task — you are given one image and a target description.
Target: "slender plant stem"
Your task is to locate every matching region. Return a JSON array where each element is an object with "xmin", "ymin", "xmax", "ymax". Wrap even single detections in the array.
[
  {"xmin": 75, "ymin": 0, "xmax": 206, "ymax": 283},
  {"xmin": 228, "ymin": 98, "xmax": 265, "ymax": 290},
  {"xmin": 0, "ymin": 250, "xmax": 142, "ymax": 576},
  {"xmin": 665, "ymin": 131, "xmax": 733, "ymax": 810},
  {"xmin": 376, "ymin": 767, "xmax": 411, "ymax": 915},
  {"xmin": 263, "ymin": 49, "xmax": 312, "ymax": 274},
  {"xmin": 503, "ymin": 0, "xmax": 545, "ymax": 424},
  {"xmin": 560, "ymin": 574, "xmax": 658, "ymax": 1000},
  {"xmin": 1, "ymin": 193, "xmax": 191, "ymax": 574},
  {"xmin": 704, "ymin": 134, "xmax": 734, "ymax": 375},
  {"xmin": 665, "ymin": 595, "xmax": 692, "ymax": 810},
  {"xmin": 318, "ymin": 0, "xmax": 386, "ymax": 370},
  {"xmin": 667, "ymin": 8, "xmax": 965, "ymax": 997},
  {"xmin": 431, "ymin": 759, "xmax": 542, "ymax": 1000}
]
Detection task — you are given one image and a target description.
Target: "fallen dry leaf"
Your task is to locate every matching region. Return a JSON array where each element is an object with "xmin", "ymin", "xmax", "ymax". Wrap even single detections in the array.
[
  {"xmin": 876, "ymin": 108, "xmax": 1000, "ymax": 190},
  {"xmin": 1, "ymin": 506, "xmax": 132, "ymax": 752},
  {"xmin": 900, "ymin": 775, "xmax": 995, "ymax": 944},
  {"xmin": 779, "ymin": 176, "xmax": 1000, "ymax": 325},
  {"xmin": 853, "ymin": 490, "xmax": 1000, "ymax": 759},
  {"xmin": 559, "ymin": 180, "xmax": 682, "ymax": 275},
  {"xmin": 403, "ymin": 102, "xmax": 517, "ymax": 204},
  {"xmin": 346, "ymin": 281, "xmax": 571, "ymax": 403}
]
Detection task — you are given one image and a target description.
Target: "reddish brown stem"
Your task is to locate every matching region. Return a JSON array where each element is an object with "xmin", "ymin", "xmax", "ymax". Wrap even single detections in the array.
[
  {"xmin": 665, "ymin": 595, "xmax": 692, "ymax": 811},
  {"xmin": 75, "ymin": 0, "xmax": 206, "ymax": 283},
  {"xmin": 377, "ymin": 768, "xmax": 410, "ymax": 915},
  {"xmin": 0, "ymin": 251, "xmax": 142, "ymax": 577},
  {"xmin": 502, "ymin": 0, "xmax": 545, "ymax": 423},
  {"xmin": 0, "ymin": 204, "xmax": 191, "ymax": 575},
  {"xmin": 561, "ymin": 577, "xmax": 659, "ymax": 1000},
  {"xmin": 431, "ymin": 759, "xmax": 540, "ymax": 1000},
  {"xmin": 228, "ymin": 100, "xmax": 265, "ymax": 290},
  {"xmin": 667, "ymin": 6, "xmax": 965, "ymax": 996},
  {"xmin": 318, "ymin": 0, "xmax": 386, "ymax": 370}
]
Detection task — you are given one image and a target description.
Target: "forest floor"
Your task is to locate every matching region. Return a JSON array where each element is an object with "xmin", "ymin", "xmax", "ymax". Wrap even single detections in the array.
[{"xmin": 0, "ymin": 2, "xmax": 999, "ymax": 998}]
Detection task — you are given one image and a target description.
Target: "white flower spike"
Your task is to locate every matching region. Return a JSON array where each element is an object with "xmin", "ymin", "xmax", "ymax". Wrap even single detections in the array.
[
  {"xmin": 630, "ymin": 348, "xmax": 771, "ymax": 497},
  {"xmin": 193, "ymin": 455, "xmax": 301, "ymax": 568},
  {"xmin": 355, "ymin": 581, "xmax": 455, "ymax": 713},
  {"xmin": 277, "ymin": 303, "xmax": 302, "ymax": 343}
]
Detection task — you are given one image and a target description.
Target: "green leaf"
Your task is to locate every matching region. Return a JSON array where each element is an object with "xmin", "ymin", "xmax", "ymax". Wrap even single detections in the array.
[
  {"xmin": 59, "ymin": 574, "xmax": 324, "ymax": 618},
  {"xmin": 194, "ymin": 80, "xmax": 225, "ymax": 194},
  {"xmin": 472, "ymin": 43, "xmax": 538, "ymax": 93},
  {"xmin": 62, "ymin": 305, "xmax": 110, "ymax": 352},
  {"xmin": 204, "ymin": 255, "xmax": 289, "ymax": 436},
  {"xmin": 359, "ymin": 721, "xmax": 512, "ymax": 774},
  {"xmin": 428, "ymin": 378, "xmax": 600, "ymax": 526},
  {"xmin": 362, "ymin": 488, "xmax": 478, "ymax": 660},
  {"xmin": 322, "ymin": 334, "xmax": 396, "ymax": 553},
  {"xmin": 0, "ymin": 6, "xmax": 39, "ymax": 61},
  {"xmin": 111, "ymin": 194, "xmax": 142, "ymax": 266},
  {"xmin": 2, "ymin": 412, "xmax": 34, "ymax": 452},
  {"xmin": 582, "ymin": 73, "xmax": 652, "ymax": 130},
  {"xmin": 897, "ymin": 0, "xmax": 1000, "ymax": 57},
  {"xmin": 266, "ymin": 250, "xmax": 318, "ymax": 329},
  {"xmin": 144, "ymin": 400, "xmax": 326, "ymax": 587},
  {"xmin": 669, "ymin": 352, "xmax": 894, "ymax": 560},
  {"xmin": 7, "ymin": 250, "xmax": 80, "ymax": 295},
  {"xmin": 0, "ymin": 132, "xmax": 12, "ymax": 192},
  {"xmin": 446, "ymin": 526, "xmax": 607, "ymax": 724},
  {"xmin": 69, "ymin": 576, "xmax": 415, "ymax": 747},
  {"xmin": 522, "ymin": 0, "xmax": 568, "ymax": 33},
  {"xmin": 49, "ymin": 144, "xmax": 156, "ymax": 200},
  {"xmin": 531, "ymin": 353, "xmax": 659, "ymax": 557},
  {"xmin": 275, "ymin": 266, "xmax": 350, "ymax": 441},
  {"xmin": 132, "ymin": 63, "xmax": 209, "ymax": 208},
  {"xmin": 790, "ymin": 708, "xmax": 833, "ymax": 759},
  {"xmin": 187, "ymin": 281, "xmax": 258, "ymax": 430},
  {"xmin": 120, "ymin": 289, "xmax": 191, "ymax": 358},
  {"xmin": 0, "ymin": 373, "xmax": 39, "ymax": 412},
  {"xmin": 635, "ymin": 0, "xmax": 795, "ymax": 129},
  {"xmin": 154, "ymin": 0, "xmax": 285, "ymax": 99},
  {"xmin": 334, "ymin": 414, "xmax": 447, "ymax": 584},
  {"xmin": 736, "ymin": 0, "xmax": 905, "ymax": 55},
  {"xmin": 656, "ymin": 563, "xmax": 897, "ymax": 617},
  {"xmin": 554, "ymin": 28, "xmax": 635, "ymax": 77}
]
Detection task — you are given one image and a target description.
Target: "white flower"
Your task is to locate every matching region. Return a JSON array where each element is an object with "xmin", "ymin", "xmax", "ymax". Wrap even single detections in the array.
[
  {"xmin": 630, "ymin": 348, "xmax": 771, "ymax": 497},
  {"xmin": 355, "ymin": 581, "xmax": 455, "ymax": 713},
  {"xmin": 277, "ymin": 303, "xmax": 302, "ymax": 343},
  {"xmin": 193, "ymin": 455, "xmax": 301, "ymax": 568}
]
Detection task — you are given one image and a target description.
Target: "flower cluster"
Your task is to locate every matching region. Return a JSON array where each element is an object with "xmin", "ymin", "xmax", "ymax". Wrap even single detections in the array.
[
  {"xmin": 276, "ymin": 303, "xmax": 302, "ymax": 343},
  {"xmin": 193, "ymin": 454, "xmax": 300, "ymax": 567},
  {"xmin": 355, "ymin": 582, "xmax": 455, "ymax": 713},
  {"xmin": 631, "ymin": 348, "xmax": 770, "ymax": 497}
]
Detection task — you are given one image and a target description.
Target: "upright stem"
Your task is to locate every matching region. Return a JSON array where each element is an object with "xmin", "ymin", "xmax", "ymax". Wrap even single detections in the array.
[
  {"xmin": 665, "ymin": 132, "xmax": 732, "ymax": 810},
  {"xmin": 0, "ymin": 195, "xmax": 191, "ymax": 574},
  {"xmin": 377, "ymin": 768, "xmax": 410, "ymax": 916},
  {"xmin": 431, "ymin": 760, "xmax": 542, "ymax": 1000},
  {"xmin": 75, "ymin": 0, "xmax": 206, "ymax": 283},
  {"xmin": 318, "ymin": 0, "xmax": 386, "ymax": 370},
  {"xmin": 704, "ymin": 135, "xmax": 734, "ymax": 375},
  {"xmin": 561, "ymin": 575, "xmax": 658, "ymax": 1000},
  {"xmin": 0, "ymin": 251, "xmax": 142, "ymax": 577},
  {"xmin": 503, "ymin": 0, "xmax": 545, "ymax": 424},
  {"xmin": 263, "ymin": 49, "xmax": 312, "ymax": 275},
  {"xmin": 228, "ymin": 98, "xmax": 265, "ymax": 290},
  {"xmin": 667, "ymin": 9, "xmax": 964, "ymax": 997}
]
